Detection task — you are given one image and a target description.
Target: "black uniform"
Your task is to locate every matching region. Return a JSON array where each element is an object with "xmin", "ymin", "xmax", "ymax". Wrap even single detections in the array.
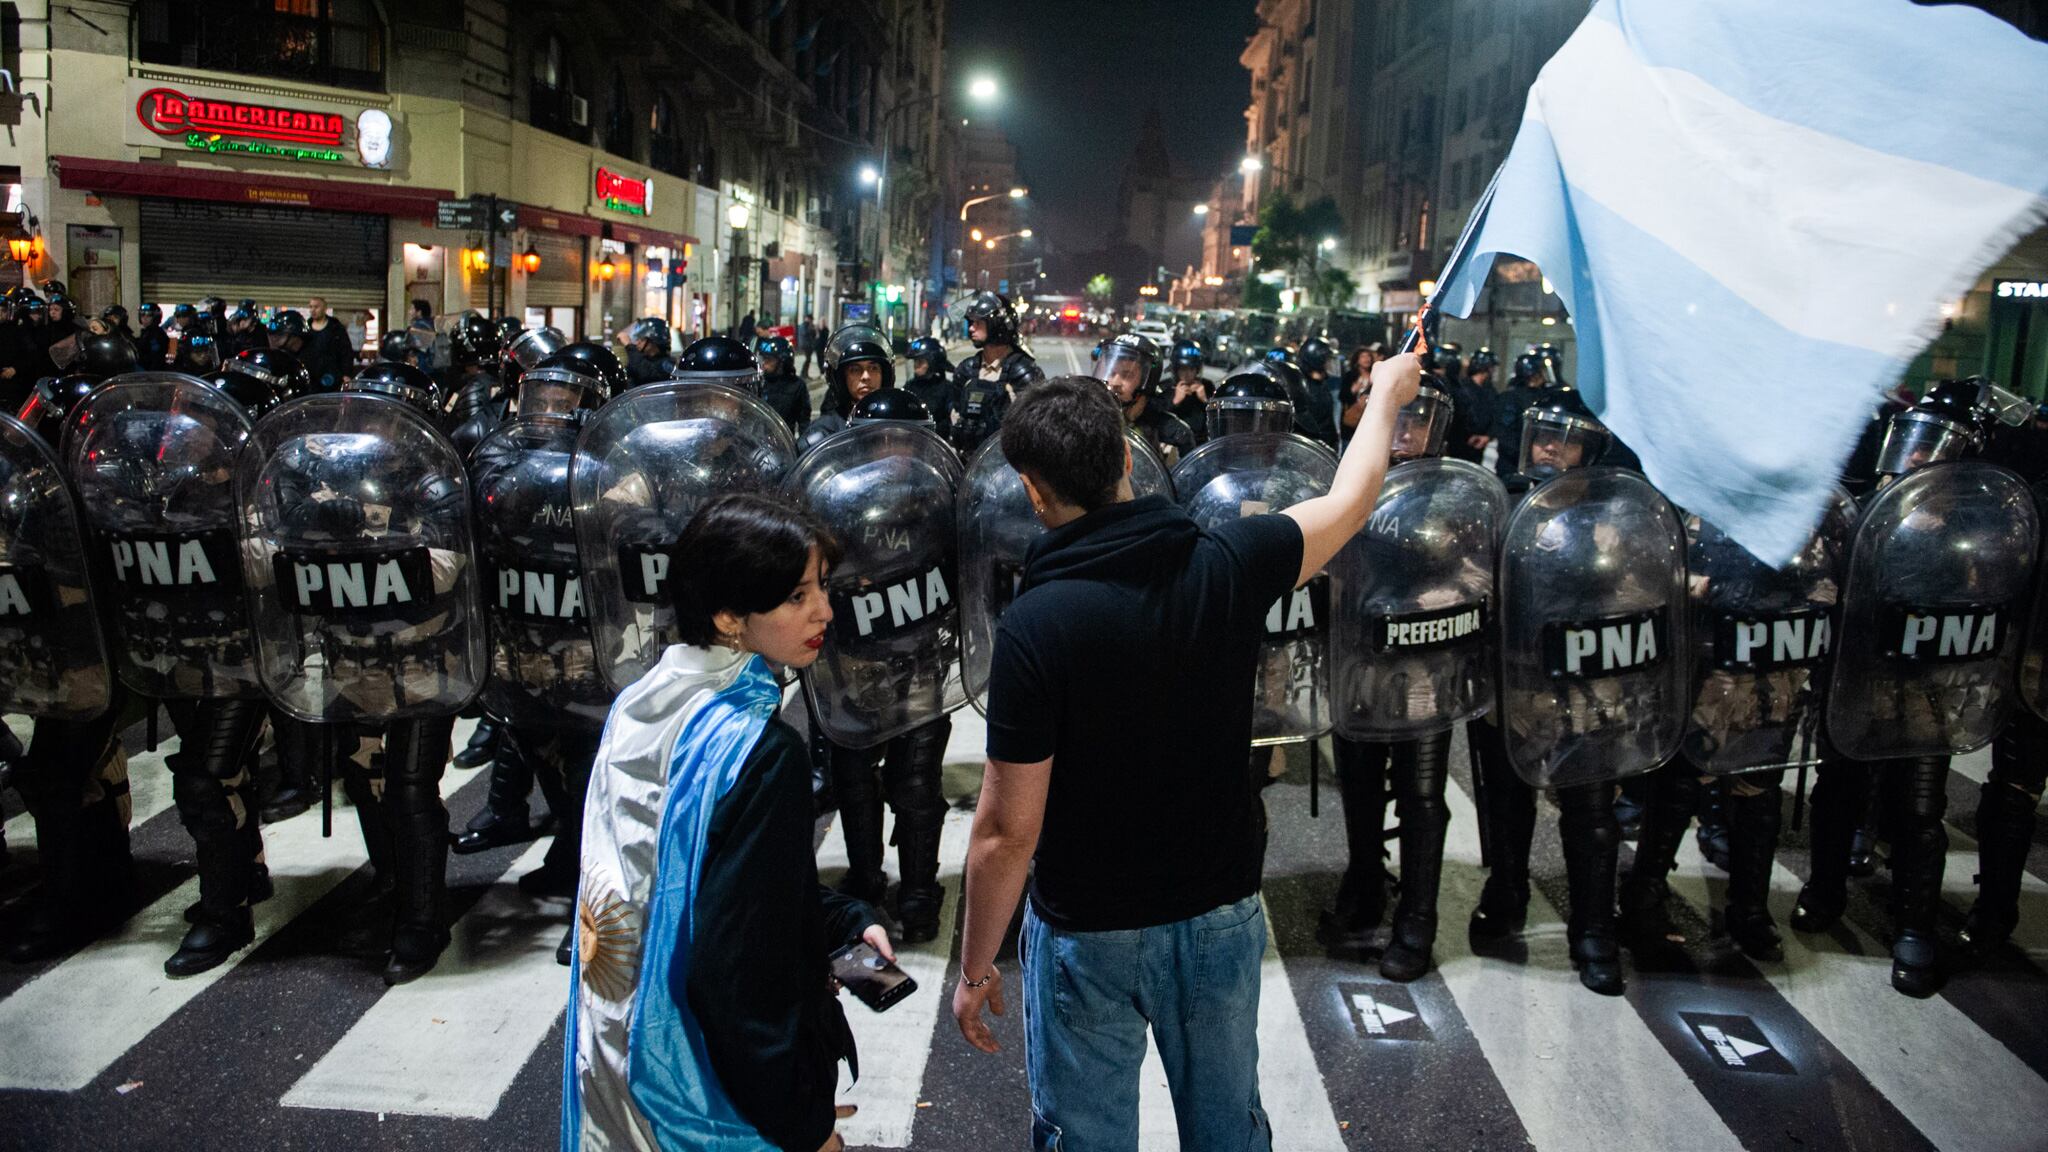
[
  {"xmin": 904, "ymin": 369, "xmax": 961, "ymax": 443},
  {"xmin": 761, "ymin": 368, "xmax": 812, "ymax": 436},
  {"xmin": 1129, "ymin": 400, "xmax": 1196, "ymax": 468},
  {"xmin": 948, "ymin": 347, "xmax": 1041, "ymax": 454}
]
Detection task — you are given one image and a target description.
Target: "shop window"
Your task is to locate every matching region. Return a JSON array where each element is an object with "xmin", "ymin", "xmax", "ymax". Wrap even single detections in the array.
[
  {"xmin": 136, "ymin": 0, "xmax": 386, "ymax": 92},
  {"xmin": 528, "ymin": 32, "xmax": 586, "ymax": 142},
  {"xmin": 649, "ymin": 92, "xmax": 685, "ymax": 176}
]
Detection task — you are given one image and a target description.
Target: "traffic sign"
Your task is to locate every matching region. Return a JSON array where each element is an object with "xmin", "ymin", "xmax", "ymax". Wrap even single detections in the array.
[{"xmin": 436, "ymin": 199, "xmax": 481, "ymax": 229}]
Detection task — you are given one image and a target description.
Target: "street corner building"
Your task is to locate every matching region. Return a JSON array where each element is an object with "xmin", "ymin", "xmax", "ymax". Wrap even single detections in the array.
[{"xmin": 0, "ymin": 0, "xmax": 949, "ymax": 345}]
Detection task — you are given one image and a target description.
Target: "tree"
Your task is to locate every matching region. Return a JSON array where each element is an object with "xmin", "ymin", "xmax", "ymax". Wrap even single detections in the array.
[
  {"xmin": 1311, "ymin": 266, "xmax": 1357, "ymax": 307},
  {"xmin": 1085, "ymin": 273, "xmax": 1115, "ymax": 308},
  {"xmin": 1242, "ymin": 277, "xmax": 1282, "ymax": 312},
  {"xmin": 1250, "ymin": 190, "xmax": 1345, "ymax": 281}
]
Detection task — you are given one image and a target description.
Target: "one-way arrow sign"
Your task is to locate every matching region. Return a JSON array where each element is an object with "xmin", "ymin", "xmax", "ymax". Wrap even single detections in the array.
[
  {"xmin": 1680, "ymin": 1012, "xmax": 1796, "ymax": 1076},
  {"xmin": 1340, "ymin": 982, "xmax": 1432, "ymax": 1042}
]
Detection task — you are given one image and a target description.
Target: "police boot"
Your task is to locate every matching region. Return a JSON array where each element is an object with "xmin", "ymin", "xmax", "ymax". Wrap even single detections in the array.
[
  {"xmin": 1471, "ymin": 723, "xmax": 1537, "ymax": 941},
  {"xmin": 1558, "ymin": 784, "xmax": 1625, "ymax": 996},
  {"xmin": 1321, "ymin": 737, "xmax": 1388, "ymax": 949},
  {"xmin": 1382, "ymin": 734, "xmax": 1450, "ymax": 982},
  {"xmin": 1722, "ymin": 773, "xmax": 1785, "ymax": 962},
  {"xmin": 1695, "ymin": 778, "xmax": 1732, "ymax": 874},
  {"xmin": 455, "ymin": 726, "xmax": 545, "ymax": 854},
  {"xmin": 261, "ymin": 712, "xmax": 318, "ymax": 824},
  {"xmin": 831, "ymin": 742, "xmax": 889, "ymax": 906},
  {"xmin": 1620, "ymin": 765, "xmax": 1700, "ymax": 947},
  {"xmin": 1792, "ymin": 755, "xmax": 1870, "ymax": 933},
  {"xmin": 1964, "ymin": 720, "xmax": 2046, "ymax": 957},
  {"xmin": 381, "ymin": 721, "xmax": 452, "ymax": 986},
  {"xmin": 519, "ymin": 731, "xmax": 585, "ymax": 899},
  {"xmin": 1614, "ymin": 776, "xmax": 1647, "ymax": 841},
  {"xmin": 339, "ymin": 759, "xmax": 396, "ymax": 907},
  {"xmin": 165, "ymin": 700, "xmax": 265, "ymax": 977},
  {"xmin": 1886, "ymin": 757, "xmax": 1949, "ymax": 998},
  {"xmin": 8, "ymin": 721, "xmax": 129, "ymax": 962},
  {"xmin": 452, "ymin": 715, "xmax": 500, "ymax": 770},
  {"xmin": 885, "ymin": 721, "xmax": 951, "ymax": 945}
]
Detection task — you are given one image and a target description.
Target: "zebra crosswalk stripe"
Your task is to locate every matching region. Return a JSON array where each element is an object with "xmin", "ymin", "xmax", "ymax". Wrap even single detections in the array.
[{"xmin": 279, "ymin": 836, "xmax": 564, "ymax": 1119}]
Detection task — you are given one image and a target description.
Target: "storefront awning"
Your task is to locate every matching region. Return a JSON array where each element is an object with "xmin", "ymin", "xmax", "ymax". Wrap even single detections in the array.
[
  {"xmin": 54, "ymin": 155, "xmax": 452, "ymax": 218},
  {"xmin": 515, "ymin": 202, "xmax": 694, "ymax": 250}
]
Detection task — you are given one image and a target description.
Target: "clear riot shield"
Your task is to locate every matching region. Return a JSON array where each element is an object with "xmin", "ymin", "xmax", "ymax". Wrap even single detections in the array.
[
  {"xmin": 1827, "ymin": 461, "xmax": 2038, "ymax": 758},
  {"xmin": 0, "ymin": 414, "xmax": 111, "ymax": 719},
  {"xmin": 1682, "ymin": 489, "xmax": 1857, "ymax": 774},
  {"xmin": 237, "ymin": 392, "xmax": 486, "ymax": 724},
  {"xmin": 63, "ymin": 372, "xmax": 262, "ymax": 699},
  {"xmin": 470, "ymin": 418, "xmax": 612, "ymax": 730},
  {"xmin": 572, "ymin": 381, "xmax": 798, "ymax": 691},
  {"xmin": 1331, "ymin": 457, "xmax": 1505, "ymax": 740},
  {"xmin": 1498, "ymin": 468, "xmax": 1687, "ymax": 788},
  {"xmin": 958, "ymin": 427, "xmax": 1174, "ymax": 713},
  {"xmin": 2021, "ymin": 481, "xmax": 2048, "ymax": 722},
  {"xmin": 791, "ymin": 422, "xmax": 967, "ymax": 748},
  {"xmin": 1171, "ymin": 432, "xmax": 1339, "ymax": 745}
]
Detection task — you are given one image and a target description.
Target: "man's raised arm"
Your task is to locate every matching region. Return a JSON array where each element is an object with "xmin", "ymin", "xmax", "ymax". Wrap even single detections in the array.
[{"xmin": 1283, "ymin": 352, "xmax": 1423, "ymax": 587}]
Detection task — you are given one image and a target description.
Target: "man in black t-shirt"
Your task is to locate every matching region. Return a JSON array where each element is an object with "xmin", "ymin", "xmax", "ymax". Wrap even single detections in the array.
[{"xmin": 951, "ymin": 359, "xmax": 1420, "ymax": 1147}]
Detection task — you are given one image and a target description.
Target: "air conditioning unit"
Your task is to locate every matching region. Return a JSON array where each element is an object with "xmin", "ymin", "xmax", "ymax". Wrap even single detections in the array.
[{"xmin": 569, "ymin": 94, "xmax": 589, "ymax": 127}]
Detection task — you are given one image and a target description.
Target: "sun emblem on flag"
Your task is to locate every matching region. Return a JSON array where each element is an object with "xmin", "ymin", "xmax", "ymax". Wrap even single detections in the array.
[{"xmin": 577, "ymin": 889, "xmax": 641, "ymax": 1002}]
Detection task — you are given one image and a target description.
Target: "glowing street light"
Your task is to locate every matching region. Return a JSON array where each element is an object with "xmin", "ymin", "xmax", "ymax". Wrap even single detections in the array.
[
  {"xmin": 1019, "ymin": 228, "xmax": 1033, "ymax": 238},
  {"xmin": 1239, "ymin": 156, "xmax": 1263, "ymax": 175},
  {"xmin": 859, "ymin": 164, "xmax": 879, "ymax": 186},
  {"xmin": 970, "ymin": 227, "xmax": 984, "ymax": 242},
  {"xmin": 1008, "ymin": 186, "xmax": 1027, "ymax": 199},
  {"xmin": 1320, "ymin": 236, "xmax": 1337, "ymax": 251},
  {"xmin": 727, "ymin": 201, "xmax": 751, "ymax": 231},
  {"xmin": 1192, "ymin": 203, "xmax": 1210, "ymax": 216},
  {"xmin": 969, "ymin": 75, "xmax": 999, "ymax": 102}
]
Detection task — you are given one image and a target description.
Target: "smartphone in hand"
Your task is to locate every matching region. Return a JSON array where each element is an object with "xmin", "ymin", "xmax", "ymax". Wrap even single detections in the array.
[{"xmin": 830, "ymin": 942, "xmax": 917, "ymax": 1012}]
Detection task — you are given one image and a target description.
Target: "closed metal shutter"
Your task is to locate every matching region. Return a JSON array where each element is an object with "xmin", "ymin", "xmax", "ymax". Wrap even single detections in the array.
[
  {"xmin": 523, "ymin": 231, "xmax": 586, "ymax": 309},
  {"xmin": 140, "ymin": 198, "xmax": 388, "ymax": 314}
]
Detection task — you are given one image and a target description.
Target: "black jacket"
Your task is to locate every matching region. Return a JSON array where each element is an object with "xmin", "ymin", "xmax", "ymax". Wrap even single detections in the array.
[
  {"xmin": 761, "ymin": 370, "xmax": 812, "ymax": 435},
  {"xmin": 687, "ymin": 719, "xmax": 876, "ymax": 1152},
  {"xmin": 904, "ymin": 372, "xmax": 961, "ymax": 442},
  {"xmin": 302, "ymin": 317, "xmax": 356, "ymax": 390}
]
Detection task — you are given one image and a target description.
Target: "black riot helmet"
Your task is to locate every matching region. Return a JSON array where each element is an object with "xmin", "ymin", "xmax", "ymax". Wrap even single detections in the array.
[
  {"xmin": 1511, "ymin": 351, "xmax": 1544, "ymax": 386},
  {"xmin": 907, "ymin": 335, "xmax": 949, "ymax": 368},
  {"xmin": 345, "ymin": 360, "xmax": 446, "ymax": 416},
  {"xmin": 1519, "ymin": 386, "xmax": 1610, "ymax": 479},
  {"xmin": 210, "ymin": 357, "xmax": 284, "ymax": 419},
  {"xmin": 225, "ymin": 347, "xmax": 314, "ymax": 399},
  {"xmin": 1207, "ymin": 370, "xmax": 1295, "ymax": 439},
  {"xmin": 503, "ymin": 325, "xmax": 568, "ymax": 386},
  {"xmin": 1423, "ymin": 341, "xmax": 1465, "ymax": 382},
  {"xmin": 962, "ymin": 290, "xmax": 1019, "ymax": 347},
  {"xmin": 848, "ymin": 388, "xmax": 935, "ymax": 429},
  {"xmin": 548, "ymin": 340, "xmax": 629, "ymax": 395},
  {"xmin": 170, "ymin": 302, "xmax": 199, "ymax": 330},
  {"xmin": 1875, "ymin": 376, "xmax": 2032, "ymax": 477},
  {"xmin": 379, "ymin": 330, "xmax": 420, "ymax": 364},
  {"xmin": 672, "ymin": 334, "xmax": 763, "ymax": 393},
  {"xmin": 1170, "ymin": 340, "xmax": 1204, "ymax": 372},
  {"xmin": 1467, "ymin": 346, "xmax": 1499, "ymax": 376},
  {"xmin": 15, "ymin": 374, "xmax": 100, "ymax": 442},
  {"xmin": 75, "ymin": 331, "xmax": 139, "ymax": 380},
  {"xmin": 517, "ymin": 349, "xmax": 613, "ymax": 418},
  {"xmin": 450, "ymin": 313, "xmax": 502, "ymax": 368},
  {"xmin": 755, "ymin": 333, "xmax": 793, "ymax": 367},
  {"xmin": 37, "ymin": 278, "xmax": 66, "ymax": 298},
  {"xmin": 172, "ymin": 329, "xmax": 221, "ymax": 374},
  {"xmin": 1533, "ymin": 341, "xmax": 1567, "ymax": 386},
  {"xmin": 824, "ymin": 324, "xmax": 896, "ymax": 409},
  {"xmin": 627, "ymin": 316, "xmax": 672, "ymax": 352},
  {"xmin": 139, "ymin": 302, "xmax": 163, "ymax": 328},
  {"xmin": 1297, "ymin": 337, "xmax": 1335, "ymax": 376},
  {"xmin": 100, "ymin": 304, "xmax": 131, "ymax": 333},
  {"xmin": 1093, "ymin": 332, "xmax": 1162, "ymax": 407},
  {"xmin": 13, "ymin": 293, "xmax": 44, "ymax": 324}
]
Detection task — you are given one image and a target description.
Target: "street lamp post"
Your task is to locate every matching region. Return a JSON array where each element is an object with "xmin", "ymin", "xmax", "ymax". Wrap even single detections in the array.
[
  {"xmin": 726, "ymin": 200, "xmax": 750, "ymax": 336},
  {"xmin": 872, "ymin": 75, "xmax": 999, "ymax": 329},
  {"xmin": 957, "ymin": 186, "xmax": 1026, "ymax": 302}
]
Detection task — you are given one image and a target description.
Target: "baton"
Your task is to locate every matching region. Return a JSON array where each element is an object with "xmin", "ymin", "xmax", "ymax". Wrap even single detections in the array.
[{"xmin": 1467, "ymin": 721, "xmax": 1493, "ymax": 869}]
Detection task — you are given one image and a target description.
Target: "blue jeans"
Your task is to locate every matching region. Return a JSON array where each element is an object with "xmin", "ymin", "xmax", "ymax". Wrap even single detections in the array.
[{"xmin": 1021, "ymin": 894, "xmax": 1272, "ymax": 1152}]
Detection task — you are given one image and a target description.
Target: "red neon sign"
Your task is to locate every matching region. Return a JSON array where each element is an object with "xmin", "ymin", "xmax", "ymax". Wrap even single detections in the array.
[
  {"xmin": 137, "ymin": 87, "xmax": 346, "ymax": 146},
  {"xmin": 595, "ymin": 167, "xmax": 652, "ymax": 216}
]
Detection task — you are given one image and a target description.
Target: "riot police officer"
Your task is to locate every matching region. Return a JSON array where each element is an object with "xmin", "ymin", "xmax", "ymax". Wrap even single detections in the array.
[
  {"xmin": 802, "ymin": 325, "xmax": 895, "ymax": 451},
  {"xmin": 789, "ymin": 387, "xmax": 965, "ymax": 943},
  {"xmin": 468, "ymin": 350, "xmax": 615, "ymax": 962},
  {"xmin": 1093, "ymin": 333, "xmax": 1195, "ymax": 469},
  {"xmin": 2, "ymin": 334, "xmax": 137, "ymax": 961},
  {"xmin": 1797, "ymin": 379, "xmax": 2038, "ymax": 995},
  {"xmin": 134, "ymin": 303, "xmax": 169, "ymax": 371},
  {"xmin": 438, "ymin": 313, "xmax": 508, "ymax": 462},
  {"xmin": 1166, "ymin": 339, "xmax": 1210, "ymax": 443},
  {"xmin": 623, "ymin": 317, "xmax": 674, "ymax": 386},
  {"xmin": 240, "ymin": 359, "xmax": 483, "ymax": 984},
  {"xmin": 949, "ymin": 290, "xmax": 1042, "ymax": 454},
  {"xmin": 220, "ymin": 305, "xmax": 268, "ymax": 360},
  {"xmin": 1325, "ymin": 376, "xmax": 1504, "ymax": 981},
  {"xmin": 1469, "ymin": 388, "xmax": 1686, "ymax": 996},
  {"xmin": 1492, "ymin": 350, "xmax": 1549, "ymax": 481},
  {"xmin": 1295, "ymin": 337, "xmax": 1341, "ymax": 447},
  {"xmin": 753, "ymin": 333, "xmax": 809, "ymax": 433},
  {"xmin": 904, "ymin": 336, "xmax": 960, "ymax": 443}
]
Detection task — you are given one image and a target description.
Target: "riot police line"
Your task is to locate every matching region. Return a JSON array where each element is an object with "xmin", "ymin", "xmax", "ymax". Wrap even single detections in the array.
[{"xmin": 1, "ymin": 287, "xmax": 2044, "ymax": 1008}]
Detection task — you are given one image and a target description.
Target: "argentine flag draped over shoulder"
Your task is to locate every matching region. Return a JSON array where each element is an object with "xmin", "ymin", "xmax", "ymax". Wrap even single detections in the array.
[
  {"xmin": 562, "ymin": 643, "xmax": 783, "ymax": 1152},
  {"xmin": 1436, "ymin": 0, "xmax": 2048, "ymax": 565}
]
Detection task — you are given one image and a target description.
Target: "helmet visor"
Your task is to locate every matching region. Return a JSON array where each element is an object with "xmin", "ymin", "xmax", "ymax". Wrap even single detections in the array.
[
  {"xmin": 1391, "ymin": 385, "xmax": 1452, "ymax": 460},
  {"xmin": 1876, "ymin": 411, "xmax": 1973, "ymax": 475},
  {"xmin": 1519, "ymin": 408, "xmax": 1609, "ymax": 477},
  {"xmin": 1207, "ymin": 396, "xmax": 1293, "ymax": 439},
  {"xmin": 517, "ymin": 366, "xmax": 600, "ymax": 416},
  {"xmin": 507, "ymin": 327, "xmax": 568, "ymax": 372},
  {"xmin": 672, "ymin": 363, "xmax": 764, "ymax": 395},
  {"xmin": 1092, "ymin": 344, "xmax": 1154, "ymax": 404}
]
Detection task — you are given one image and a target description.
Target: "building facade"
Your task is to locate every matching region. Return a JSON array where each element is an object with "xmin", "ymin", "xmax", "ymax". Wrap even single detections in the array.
[{"xmin": 0, "ymin": 0, "xmax": 943, "ymax": 348}]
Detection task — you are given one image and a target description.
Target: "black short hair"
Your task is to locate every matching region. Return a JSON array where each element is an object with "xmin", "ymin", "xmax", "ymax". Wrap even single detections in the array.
[
  {"xmin": 999, "ymin": 374, "xmax": 1127, "ymax": 511},
  {"xmin": 667, "ymin": 493, "xmax": 840, "ymax": 647}
]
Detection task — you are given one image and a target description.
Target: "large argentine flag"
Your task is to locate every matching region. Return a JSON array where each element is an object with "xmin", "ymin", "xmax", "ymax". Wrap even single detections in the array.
[{"xmin": 1436, "ymin": 0, "xmax": 2048, "ymax": 565}]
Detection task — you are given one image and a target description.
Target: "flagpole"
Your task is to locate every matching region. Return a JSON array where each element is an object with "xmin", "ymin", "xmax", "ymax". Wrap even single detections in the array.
[{"xmin": 1399, "ymin": 162, "xmax": 1505, "ymax": 355}]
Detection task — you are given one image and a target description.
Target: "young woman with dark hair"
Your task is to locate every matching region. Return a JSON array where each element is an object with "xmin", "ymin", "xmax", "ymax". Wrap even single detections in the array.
[{"xmin": 565, "ymin": 492, "xmax": 888, "ymax": 1152}]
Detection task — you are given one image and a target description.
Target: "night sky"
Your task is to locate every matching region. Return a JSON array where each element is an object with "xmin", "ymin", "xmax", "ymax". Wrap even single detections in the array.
[{"xmin": 946, "ymin": 0, "xmax": 1260, "ymax": 262}]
